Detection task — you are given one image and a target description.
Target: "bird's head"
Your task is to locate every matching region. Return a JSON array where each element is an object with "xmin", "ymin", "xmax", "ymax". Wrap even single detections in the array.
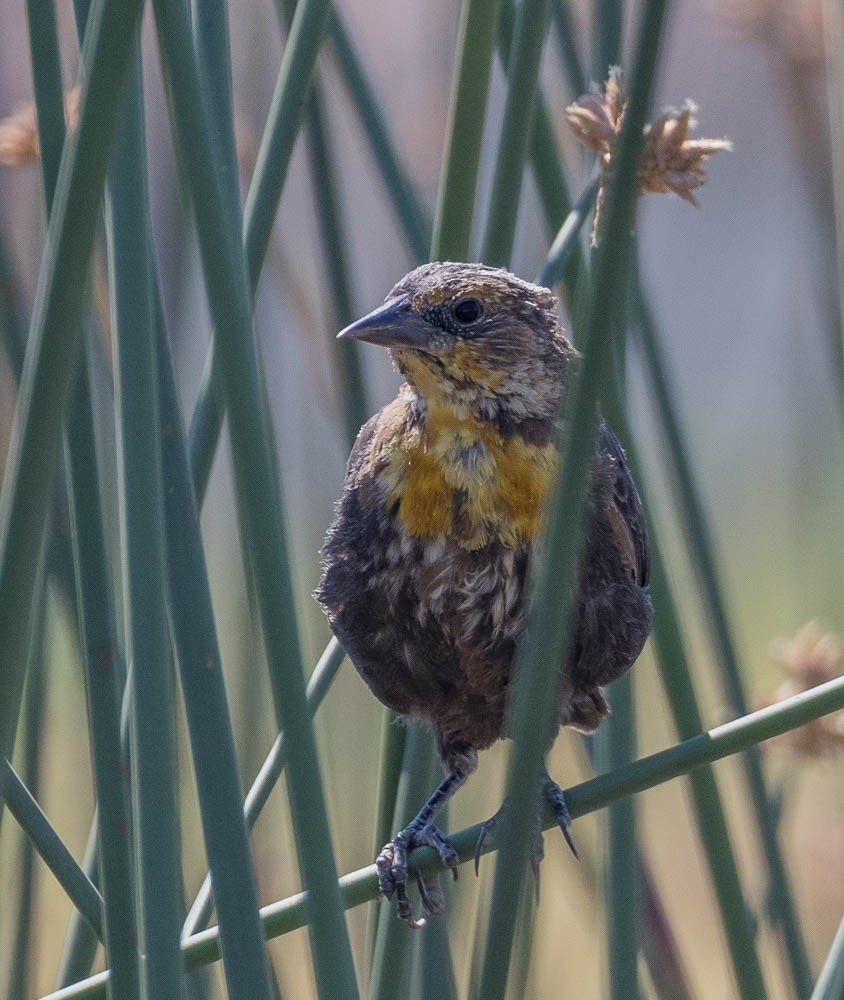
[{"xmin": 338, "ymin": 262, "xmax": 577, "ymax": 422}]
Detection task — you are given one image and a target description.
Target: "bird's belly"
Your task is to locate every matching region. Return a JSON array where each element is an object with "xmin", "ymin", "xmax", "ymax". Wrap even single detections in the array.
[
  {"xmin": 413, "ymin": 540, "xmax": 527, "ymax": 651},
  {"xmin": 391, "ymin": 538, "xmax": 529, "ymax": 743}
]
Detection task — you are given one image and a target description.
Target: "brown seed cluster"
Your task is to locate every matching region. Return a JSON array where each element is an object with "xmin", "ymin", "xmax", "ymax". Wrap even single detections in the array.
[
  {"xmin": 0, "ymin": 86, "xmax": 80, "ymax": 166},
  {"xmin": 566, "ymin": 68, "xmax": 732, "ymax": 238},
  {"xmin": 764, "ymin": 621, "xmax": 844, "ymax": 758}
]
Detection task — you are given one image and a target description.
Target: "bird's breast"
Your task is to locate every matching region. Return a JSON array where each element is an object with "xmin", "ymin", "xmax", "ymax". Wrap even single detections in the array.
[{"xmin": 378, "ymin": 408, "xmax": 557, "ymax": 549}]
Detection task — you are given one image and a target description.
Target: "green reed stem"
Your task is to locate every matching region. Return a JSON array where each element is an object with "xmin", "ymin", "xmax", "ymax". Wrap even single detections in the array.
[
  {"xmin": 482, "ymin": 0, "xmax": 551, "ymax": 266},
  {"xmin": 810, "ymin": 914, "xmax": 844, "ymax": 1000},
  {"xmin": 431, "ymin": 0, "xmax": 504, "ymax": 260},
  {"xmin": 632, "ymin": 279, "xmax": 813, "ymax": 997},
  {"xmin": 44, "ymin": 673, "xmax": 844, "ymax": 1000},
  {"xmin": 108, "ymin": 52, "xmax": 183, "ymax": 997},
  {"xmin": 328, "ymin": 10, "xmax": 430, "ymax": 262},
  {"xmin": 478, "ymin": 6, "xmax": 667, "ymax": 995},
  {"xmin": 182, "ymin": 638, "xmax": 346, "ymax": 936},
  {"xmin": 0, "ymin": 0, "xmax": 144, "ymax": 779},
  {"xmin": 551, "ymin": 0, "xmax": 587, "ymax": 99},
  {"xmin": 593, "ymin": 0, "xmax": 623, "ymax": 79},
  {"xmin": 150, "ymin": 1, "xmax": 358, "ymax": 993},
  {"xmin": 0, "ymin": 756, "xmax": 104, "ymax": 940}
]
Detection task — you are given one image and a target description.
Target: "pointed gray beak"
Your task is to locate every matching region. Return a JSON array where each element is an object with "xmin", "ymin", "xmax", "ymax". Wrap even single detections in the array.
[{"xmin": 337, "ymin": 294, "xmax": 432, "ymax": 350}]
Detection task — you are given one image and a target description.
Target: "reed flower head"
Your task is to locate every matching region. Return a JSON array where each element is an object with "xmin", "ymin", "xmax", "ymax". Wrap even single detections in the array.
[{"xmin": 567, "ymin": 69, "xmax": 731, "ymax": 239}]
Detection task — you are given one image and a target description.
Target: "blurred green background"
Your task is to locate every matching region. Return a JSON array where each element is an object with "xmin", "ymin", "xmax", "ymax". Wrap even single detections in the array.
[{"xmin": 0, "ymin": 1, "xmax": 842, "ymax": 998}]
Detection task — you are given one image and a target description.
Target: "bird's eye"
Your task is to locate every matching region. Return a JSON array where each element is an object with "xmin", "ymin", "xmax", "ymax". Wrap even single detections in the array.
[{"xmin": 453, "ymin": 298, "xmax": 483, "ymax": 325}]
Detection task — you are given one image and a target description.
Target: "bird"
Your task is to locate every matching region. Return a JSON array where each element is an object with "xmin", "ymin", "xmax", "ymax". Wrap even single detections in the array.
[{"xmin": 315, "ymin": 261, "xmax": 652, "ymax": 927}]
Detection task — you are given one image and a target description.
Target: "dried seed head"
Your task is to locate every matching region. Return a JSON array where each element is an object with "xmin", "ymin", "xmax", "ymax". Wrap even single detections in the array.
[
  {"xmin": 763, "ymin": 621, "xmax": 844, "ymax": 758},
  {"xmin": 0, "ymin": 86, "xmax": 81, "ymax": 166},
  {"xmin": 640, "ymin": 101, "xmax": 733, "ymax": 205},
  {"xmin": 566, "ymin": 66, "xmax": 626, "ymax": 156},
  {"xmin": 566, "ymin": 70, "xmax": 731, "ymax": 238}
]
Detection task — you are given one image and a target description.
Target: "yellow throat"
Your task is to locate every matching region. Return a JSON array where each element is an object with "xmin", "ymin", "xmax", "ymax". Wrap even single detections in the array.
[{"xmin": 382, "ymin": 402, "xmax": 557, "ymax": 550}]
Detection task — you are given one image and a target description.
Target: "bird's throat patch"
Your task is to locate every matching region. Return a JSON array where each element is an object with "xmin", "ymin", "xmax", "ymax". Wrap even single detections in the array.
[{"xmin": 381, "ymin": 409, "xmax": 557, "ymax": 548}]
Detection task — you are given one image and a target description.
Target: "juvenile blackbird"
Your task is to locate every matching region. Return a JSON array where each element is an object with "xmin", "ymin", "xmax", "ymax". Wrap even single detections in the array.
[{"xmin": 316, "ymin": 261, "xmax": 651, "ymax": 927}]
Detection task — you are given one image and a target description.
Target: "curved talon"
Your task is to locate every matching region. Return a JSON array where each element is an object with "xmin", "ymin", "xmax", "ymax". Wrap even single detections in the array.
[
  {"xmin": 543, "ymin": 775, "xmax": 578, "ymax": 858},
  {"xmin": 426, "ymin": 825, "xmax": 459, "ymax": 879},
  {"xmin": 416, "ymin": 872, "xmax": 445, "ymax": 918},
  {"xmin": 375, "ymin": 842, "xmax": 397, "ymax": 900},
  {"xmin": 474, "ymin": 814, "xmax": 499, "ymax": 875},
  {"xmin": 530, "ymin": 818, "xmax": 545, "ymax": 900}
]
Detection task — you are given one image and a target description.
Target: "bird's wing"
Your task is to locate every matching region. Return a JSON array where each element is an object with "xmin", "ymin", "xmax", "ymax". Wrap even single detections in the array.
[
  {"xmin": 598, "ymin": 422, "xmax": 650, "ymax": 587},
  {"xmin": 344, "ymin": 409, "xmax": 382, "ymax": 480}
]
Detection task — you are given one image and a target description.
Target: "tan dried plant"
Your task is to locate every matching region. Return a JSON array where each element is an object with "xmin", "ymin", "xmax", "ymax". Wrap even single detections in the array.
[
  {"xmin": 764, "ymin": 621, "xmax": 844, "ymax": 758},
  {"xmin": 0, "ymin": 86, "xmax": 80, "ymax": 166},
  {"xmin": 566, "ymin": 68, "xmax": 732, "ymax": 240}
]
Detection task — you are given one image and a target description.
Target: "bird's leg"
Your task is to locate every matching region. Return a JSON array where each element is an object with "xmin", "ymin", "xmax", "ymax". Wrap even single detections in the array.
[
  {"xmin": 474, "ymin": 770, "xmax": 577, "ymax": 878},
  {"xmin": 377, "ymin": 743, "xmax": 477, "ymax": 928}
]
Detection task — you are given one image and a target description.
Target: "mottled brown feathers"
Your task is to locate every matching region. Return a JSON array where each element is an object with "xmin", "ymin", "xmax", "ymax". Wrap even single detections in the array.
[
  {"xmin": 316, "ymin": 261, "xmax": 653, "ymax": 926},
  {"xmin": 316, "ymin": 261, "xmax": 651, "ymax": 752}
]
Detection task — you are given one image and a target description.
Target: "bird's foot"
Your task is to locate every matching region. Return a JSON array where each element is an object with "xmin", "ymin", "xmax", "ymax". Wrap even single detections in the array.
[
  {"xmin": 473, "ymin": 777, "xmax": 577, "ymax": 881},
  {"xmin": 473, "ymin": 802, "xmax": 546, "ymax": 884},
  {"xmin": 376, "ymin": 821, "xmax": 459, "ymax": 928}
]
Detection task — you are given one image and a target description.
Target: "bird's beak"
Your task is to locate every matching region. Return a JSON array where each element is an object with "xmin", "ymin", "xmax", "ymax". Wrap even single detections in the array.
[{"xmin": 337, "ymin": 294, "xmax": 432, "ymax": 350}]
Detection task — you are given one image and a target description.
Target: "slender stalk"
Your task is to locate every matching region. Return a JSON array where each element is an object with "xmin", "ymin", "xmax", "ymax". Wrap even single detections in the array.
[
  {"xmin": 277, "ymin": 2, "xmax": 369, "ymax": 442},
  {"xmin": 189, "ymin": 0, "xmax": 333, "ymax": 499},
  {"xmin": 482, "ymin": 0, "xmax": 552, "ymax": 266},
  {"xmin": 602, "ymin": 671, "xmax": 639, "ymax": 1000},
  {"xmin": 243, "ymin": 0, "xmax": 333, "ymax": 282},
  {"xmin": 44, "ymin": 673, "xmax": 844, "ymax": 1000},
  {"xmin": 328, "ymin": 10, "xmax": 430, "ymax": 262},
  {"xmin": 593, "ymin": 0, "xmax": 623, "ymax": 79},
  {"xmin": 551, "ymin": 0, "xmax": 588, "ymax": 99},
  {"xmin": 365, "ymin": 712, "xmax": 406, "ymax": 964},
  {"xmin": 0, "ymin": 757, "xmax": 104, "ymax": 940},
  {"xmin": 24, "ymin": 0, "xmax": 66, "ymax": 218},
  {"xmin": 149, "ymin": 1, "xmax": 358, "ymax": 992},
  {"xmin": 431, "ymin": 0, "xmax": 504, "ymax": 260},
  {"xmin": 818, "ymin": 3, "xmax": 844, "ymax": 421},
  {"xmin": 478, "ymin": 6, "xmax": 668, "ymax": 995},
  {"xmin": 0, "ymin": 0, "xmax": 144, "ymax": 774},
  {"xmin": 65, "ymin": 364, "xmax": 139, "ymax": 999},
  {"xmin": 810, "ymin": 914, "xmax": 844, "ymax": 1000},
  {"xmin": 181, "ymin": 638, "xmax": 346, "ymax": 937},
  {"xmin": 176, "ymin": 4, "xmax": 277, "ymax": 995},
  {"xmin": 21, "ymin": 27, "xmax": 136, "ymax": 994},
  {"xmin": 155, "ymin": 267, "xmax": 273, "ymax": 997},
  {"xmin": 632, "ymin": 280, "xmax": 813, "ymax": 997},
  {"xmin": 54, "ymin": 821, "xmax": 101, "ymax": 990},
  {"xmin": 536, "ymin": 175, "xmax": 597, "ymax": 289},
  {"xmin": 305, "ymin": 87, "xmax": 368, "ymax": 442},
  {"xmin": 498, "ymin": 0, "xmax": 586, "ymax": 295},
  {"xmin": 649, "ymin": 546, "xmax": 768, "ymax": 999},
  {"xmin": 369, "ymin": 728, "xmax": 438, "ymax": 1000},
  {"xmin": 6, "ymin": 640, "xmax": 44, "ymax": 1000},
  {"xmin": 107, "ymin": 52, "xmax": 183, "ymax": 998},
  {"xmin": 416, "ymin": 903, "xmax": 459, "ymax": 1000}
]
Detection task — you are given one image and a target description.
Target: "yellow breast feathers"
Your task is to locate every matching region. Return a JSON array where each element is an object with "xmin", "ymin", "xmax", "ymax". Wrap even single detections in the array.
[{"xmin": 380, "ymin": 408, "xmax": 557, "ymax": 549}]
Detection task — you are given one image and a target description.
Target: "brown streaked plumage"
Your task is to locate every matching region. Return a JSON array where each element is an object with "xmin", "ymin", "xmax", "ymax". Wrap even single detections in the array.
[{"xmin": 315, "ymin": 261, "xmax": 652, "ymax": 926}]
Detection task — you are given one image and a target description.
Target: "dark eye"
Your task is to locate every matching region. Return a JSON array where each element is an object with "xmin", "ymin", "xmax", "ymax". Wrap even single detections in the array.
[{"xmin": 453, "ymin": 298, "xmax": 483, "ymax": 325}]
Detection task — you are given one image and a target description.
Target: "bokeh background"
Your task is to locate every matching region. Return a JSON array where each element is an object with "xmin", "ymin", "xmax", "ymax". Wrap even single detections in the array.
[{"xmin": 0, "ymin": 1, "xmax": 842, "ymax": 997}]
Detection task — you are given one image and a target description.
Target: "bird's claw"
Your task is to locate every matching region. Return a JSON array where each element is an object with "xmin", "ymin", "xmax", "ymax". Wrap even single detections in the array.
[
  {"xmin": 376, "ymin": 822, "xmax": 458, "ymax": 927},
  {"xmin": 542, "ymin": 776, "xmax": 578, "ymax": 859},
  {"xmin": 474, "ymin": 813, "xmax": 498, "ymax": 875},
  {"xmin": 473, "ymin": 804, "xmax": 545, "ymax": 883},
  {"xmin": 473, "ymin": 778, "xmax": 577, "ymax": 882}
]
